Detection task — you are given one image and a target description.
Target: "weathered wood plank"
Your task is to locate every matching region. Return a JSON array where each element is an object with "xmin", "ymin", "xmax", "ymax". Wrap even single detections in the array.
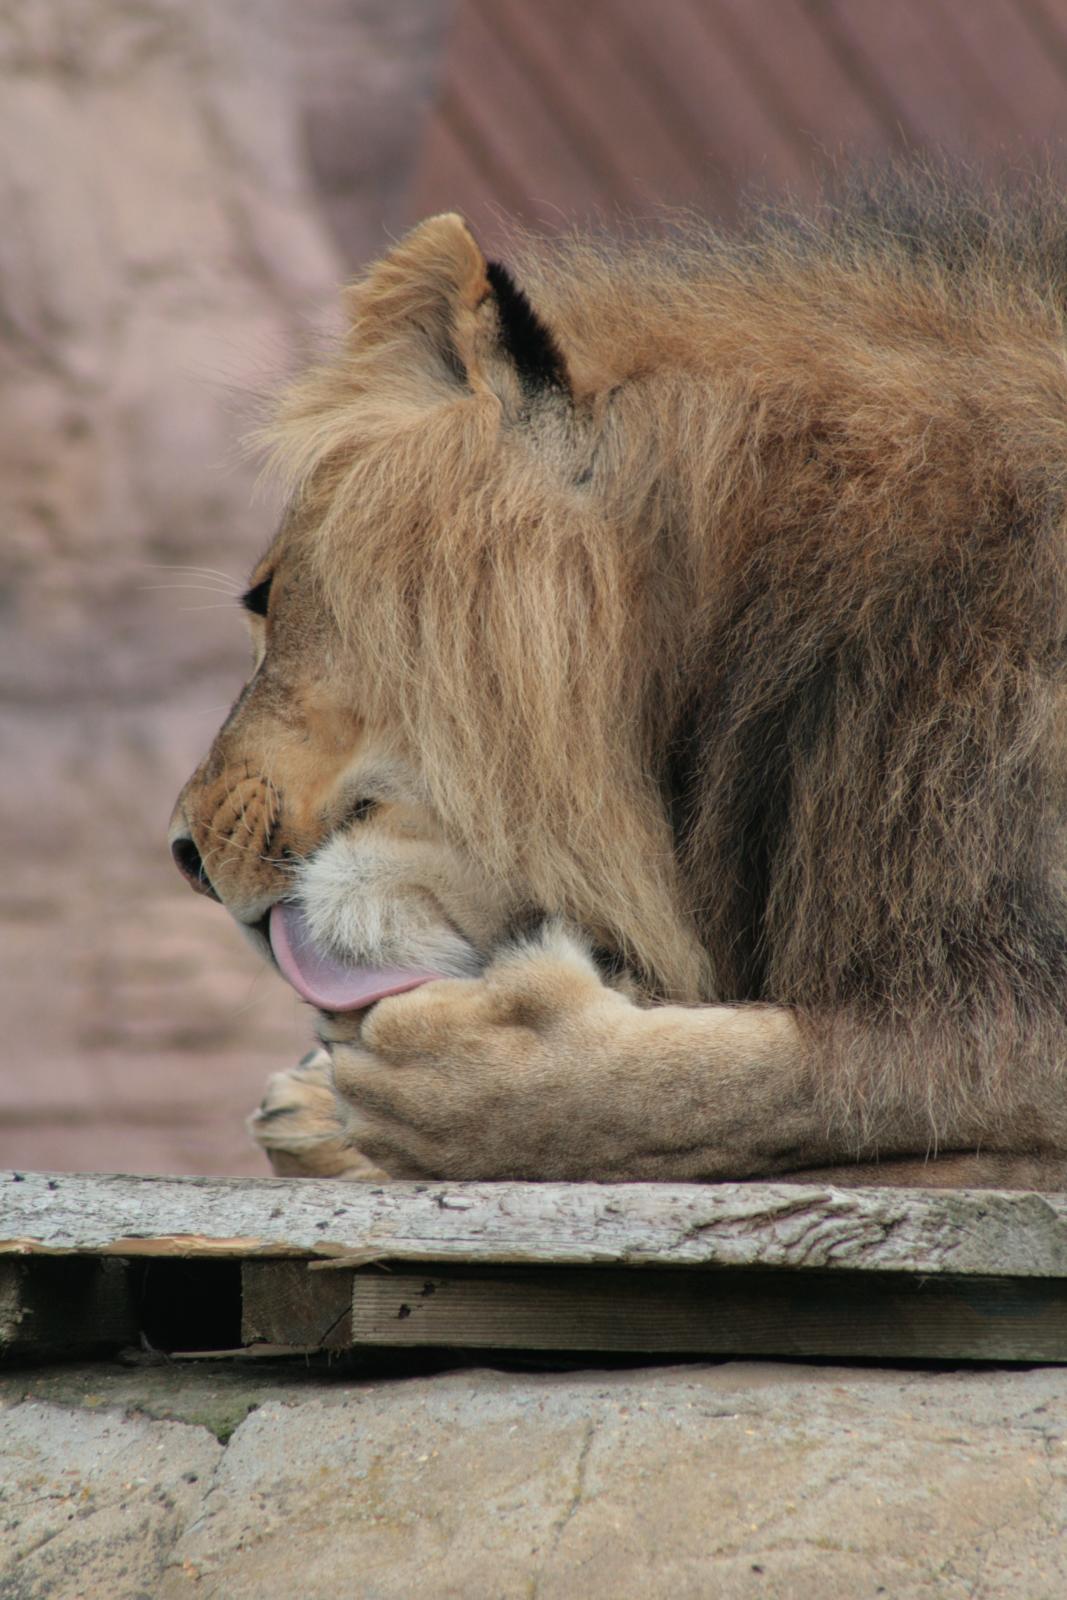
[
  {"xmin": 3, "ymin": 1170, "xmax": 1067, "ymax": 1279},
  {"xmin": 348, "ymin": 1266, "xmax": 1067, "ymax": 1362},
  {"xmin": 241, "ymin": 1261, "xmax": 353, "ymax": 1349},
  {"xmin": 5, "ymin": 1248, "xmax": 1066, "ymax": 1361},
  {"xmin": 0, "ymin": 1258, "xmax": 137, "ymax": 1352}
]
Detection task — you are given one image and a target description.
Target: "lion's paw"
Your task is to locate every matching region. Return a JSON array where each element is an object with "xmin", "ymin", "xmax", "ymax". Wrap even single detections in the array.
[
  {"xmin": 327, "ymin": 924, "xmax": 635, "ymax": 1180},
  {"xmin": 247, "ymin": 1048, "xmax": 387, "ymax": 1180}
]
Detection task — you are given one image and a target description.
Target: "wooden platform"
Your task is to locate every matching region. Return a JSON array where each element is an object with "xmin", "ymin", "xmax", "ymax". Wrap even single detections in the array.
[
  {"xmin": 3, "ymin": 1170, "xmax": 1067, "ymax": 1362},
  {"xmin": 409, "ymin": 0, "xmax": 1067, "ymax": 256}
]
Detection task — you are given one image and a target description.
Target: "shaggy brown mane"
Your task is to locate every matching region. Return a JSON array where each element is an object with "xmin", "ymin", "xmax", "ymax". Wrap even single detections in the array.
[{"xmin": 263, "ymin": 173, "xmax": 1067, "ymax": 1139}]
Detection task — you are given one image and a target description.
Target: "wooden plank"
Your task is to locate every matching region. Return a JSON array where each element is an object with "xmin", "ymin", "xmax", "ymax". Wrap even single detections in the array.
[
  {"xmin": 405, "ymin": 109, "xmax": 515, "ymax": 257},
  {"xmin": 348, "ymin": 1265, "xmax": 1067, "ymax": 1362},
  {"xmin": 710, "ymin": 0, "xmax": 887, "ymax": 154},
  {"xmin": 609, "ymin": 0, "xmax": 811, "ymax": 198},
  {"xmin": 0, "ymin": 1258, "xmax": 137, "ymax": 1353},
  {"xmin": 4, "ymin": 1171, "xmax": 1067, "ymax": 1279},
  {"xmin": 533, "ymin": 0, "xmax": 728, "ymax": 201},
  {"xmin": 933, "ymin": 0, "xmax": 1032, "ymax": 148},
  {"xmin": 241, "ymin": 1260, "xmax": 353, "ymax": 1350},
  {"xmin": 1016, "ymin": 0, "xmax": 1067, "ymax": 86},
  {"xmin": 411, "ymin": 0, "xmax": 1067, "ymax": 269},
  {"xmin": 5, "ymin": 1248, "xmax": 1065, "ymax": 1361},
  {"xmin": 948, "ymin": 0, "xmax": 1067, "ymax": 145},
  {"xmin": 475, "ymin": 0, "xmax": 663, "ymax": 210},
  {"xmin": 446, "ymin": 1, "xmax": 605, "ymax": 215},
  {"xmin": 824, "ymin": 0, "xmax": 1005, "ymax": 158},
  {"xmin": 801, "ymin": 0, "xmax": 917, "ymax": 152}
]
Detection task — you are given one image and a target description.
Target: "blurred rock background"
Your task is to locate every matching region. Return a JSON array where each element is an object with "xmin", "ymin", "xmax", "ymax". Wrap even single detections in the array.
[
  {"xmin": 0, "ymin": 0, "xmax": 452, "ymax": 1172},
  {"xmin": 4, "ymin": 0, "xmax": 1067, "ymax": 1174}
]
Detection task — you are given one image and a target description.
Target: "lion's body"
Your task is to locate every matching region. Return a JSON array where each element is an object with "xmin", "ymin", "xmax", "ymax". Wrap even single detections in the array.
[{"xmin": 173, "ymin": 178, "xmax": 1067, "ymax": 1187}]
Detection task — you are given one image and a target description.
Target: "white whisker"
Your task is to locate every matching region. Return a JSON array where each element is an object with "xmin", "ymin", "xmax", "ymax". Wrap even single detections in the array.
[
  {"xmin": 146, "ymin": 564, "xmax": 245, "ymax": 593},
  {"xmin": 139, "ymin": 588, "xmax": 241, "ymax": 601}
]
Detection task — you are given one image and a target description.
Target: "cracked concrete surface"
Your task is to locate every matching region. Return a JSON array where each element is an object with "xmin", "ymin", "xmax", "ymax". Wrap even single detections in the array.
[
  {"xmin": 0, "ymin": 1396, "xmax": 222, "ymax": 1600},
  {"xmin": 2, "ymin": 1360, "xmax": 1066, "ymax": 1599}
]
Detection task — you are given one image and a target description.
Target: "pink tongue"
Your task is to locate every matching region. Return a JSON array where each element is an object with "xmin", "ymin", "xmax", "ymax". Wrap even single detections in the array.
[{"xmin": 269, "ymin": 902, "xmax": 445, "ymax": 1012}]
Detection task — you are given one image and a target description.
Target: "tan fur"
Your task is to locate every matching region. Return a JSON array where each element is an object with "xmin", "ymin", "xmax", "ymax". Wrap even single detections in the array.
[
  {"xmin": 249, "ymin": 1050, "xmax": 385, "ymax": 1180},
  {"xmin": 173, "ymin": 180, "xmax": 1067, "ymax": 1188}
]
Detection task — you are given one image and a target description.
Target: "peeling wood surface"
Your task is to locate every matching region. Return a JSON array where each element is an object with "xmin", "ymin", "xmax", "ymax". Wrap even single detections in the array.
[{"xmin": 3, "ymin": 1170, "xmax": 1067, "ymax": 1278}]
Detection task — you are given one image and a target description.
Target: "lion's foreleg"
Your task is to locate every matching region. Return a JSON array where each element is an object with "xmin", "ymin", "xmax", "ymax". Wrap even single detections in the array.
[
  {"xmin": 611, "ymin": 1001, "xmax": 1067, "ymax": 1182},
  {"xmin": 319, "ymin": 926, "xmax": 1067, "ymax": 1182},
  {"xmin": 315, "ymin": 930, "xmax": 935, "ymax": 1181}
]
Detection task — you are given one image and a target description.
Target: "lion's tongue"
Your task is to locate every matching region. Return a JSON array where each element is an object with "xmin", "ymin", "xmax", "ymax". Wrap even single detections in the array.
[{"xmin": 269, "ymin": 902, "xmax": 444, "ymax": 1012}]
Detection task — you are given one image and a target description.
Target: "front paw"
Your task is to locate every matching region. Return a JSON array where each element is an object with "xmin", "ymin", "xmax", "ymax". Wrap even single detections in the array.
[
  {"xmin": 326, "ymin": 925, "xmax": 631, "ymax": 1179},
  {"xmin": 247, "ymin": 1048, "xmax": 387, "ymax": 1179}
]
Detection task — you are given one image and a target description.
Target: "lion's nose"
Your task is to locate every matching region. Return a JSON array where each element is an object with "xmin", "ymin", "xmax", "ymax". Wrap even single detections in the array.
[{"xmin": 170, "ymin": 834, "xmax": 222, "ymax": 902}]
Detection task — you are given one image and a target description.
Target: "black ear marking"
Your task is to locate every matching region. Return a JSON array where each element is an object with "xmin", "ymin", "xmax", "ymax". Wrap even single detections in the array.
[{"xmin": 485, "ymin": 259, "xmax": 570, "ymax": 393}]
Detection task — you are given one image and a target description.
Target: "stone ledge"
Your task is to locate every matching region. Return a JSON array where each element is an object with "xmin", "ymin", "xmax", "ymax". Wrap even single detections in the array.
[{"xmin": 2, "ymin": 1360, "xmax": 1066, "ymax": 1600}]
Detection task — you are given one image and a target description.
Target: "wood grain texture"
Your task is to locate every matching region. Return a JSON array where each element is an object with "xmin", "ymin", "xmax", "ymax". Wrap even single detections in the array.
[
  {"xmin": 3, "ymin": 1170, "xmax": 1067, "ymax": 1278},
  {"xmin": 409, "ymin": 0, "xmax": 1067, "ymax": 250},
  {"xmin": 241, "ymin": 1260, "xmax": 353, "ymax": 1349},
  {"xmin": 348, "ymin": 1264, "xmax": 1067, "ymax": 1361}
]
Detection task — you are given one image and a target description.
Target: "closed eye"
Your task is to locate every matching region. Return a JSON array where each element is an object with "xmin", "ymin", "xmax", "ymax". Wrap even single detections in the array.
[{"xmin": 242, "ymin": 575, "xmax": 273, "ymax": 617}]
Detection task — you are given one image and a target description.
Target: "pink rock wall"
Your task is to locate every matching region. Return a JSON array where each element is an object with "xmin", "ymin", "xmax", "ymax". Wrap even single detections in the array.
[{"xmin": 0, "ymin": 0, "xmax": 450, "ymax": 1174}]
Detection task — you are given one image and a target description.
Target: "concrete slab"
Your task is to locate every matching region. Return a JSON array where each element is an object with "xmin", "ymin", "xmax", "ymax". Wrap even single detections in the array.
[
  {"xmin": 0, "ymin": 1392, "xmax": 222, "ymax": 1600},
  {"xmin": 3, "ymin": 1360, "xmax": 1065, "ymax": 1599}
]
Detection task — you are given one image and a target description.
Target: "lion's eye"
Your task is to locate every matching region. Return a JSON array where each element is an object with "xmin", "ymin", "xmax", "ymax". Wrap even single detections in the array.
[
  {"xmin": 242, "ymin": 575, "xmax": 272, "ymax": 617},
  {"xmin": 347, "ymin": 797, "xmax": 378, "ymax": 824}
]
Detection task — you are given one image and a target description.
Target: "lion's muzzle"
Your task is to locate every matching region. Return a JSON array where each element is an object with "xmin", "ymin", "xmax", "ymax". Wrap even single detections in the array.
[{"xmin": 169, "ymin": 765, "xmax": 289, "ymax": 922}]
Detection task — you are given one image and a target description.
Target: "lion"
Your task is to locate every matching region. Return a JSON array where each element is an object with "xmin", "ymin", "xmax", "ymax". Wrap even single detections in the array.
[{"xmin": 170, "ymin": 179, "xmax": 1067, "ymax": 1190}]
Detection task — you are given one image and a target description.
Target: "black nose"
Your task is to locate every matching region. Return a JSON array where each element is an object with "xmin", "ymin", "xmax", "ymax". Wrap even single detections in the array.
[{"xmin": 171, "ymin": 835, "xmax": 221, "ymax": 901}]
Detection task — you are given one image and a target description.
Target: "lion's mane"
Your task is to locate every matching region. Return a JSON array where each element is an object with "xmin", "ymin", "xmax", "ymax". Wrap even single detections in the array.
[{"xmin": 264, "ymin": 174, "xmax": 1067, "ymax": 1134}]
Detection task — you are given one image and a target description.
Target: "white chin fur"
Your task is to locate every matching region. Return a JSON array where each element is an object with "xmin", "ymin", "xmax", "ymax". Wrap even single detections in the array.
[{"xmin": 294, "ymin": 832, "xmax": 482, "ymax": 977}]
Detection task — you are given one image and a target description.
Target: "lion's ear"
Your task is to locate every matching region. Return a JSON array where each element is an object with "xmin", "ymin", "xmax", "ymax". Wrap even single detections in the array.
[
  {"xmin": 344, "ymin": 214, "xmax": 488, "ymax": 376},
  {"xmin": 347, "ymin": 214, "xmax": 570, "ymax": 397}
]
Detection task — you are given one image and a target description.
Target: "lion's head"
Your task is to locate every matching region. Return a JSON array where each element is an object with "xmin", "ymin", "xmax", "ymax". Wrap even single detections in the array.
[{"xmin": 169, "ymin": 214, "xmax": 710, "ymax": 1013}]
